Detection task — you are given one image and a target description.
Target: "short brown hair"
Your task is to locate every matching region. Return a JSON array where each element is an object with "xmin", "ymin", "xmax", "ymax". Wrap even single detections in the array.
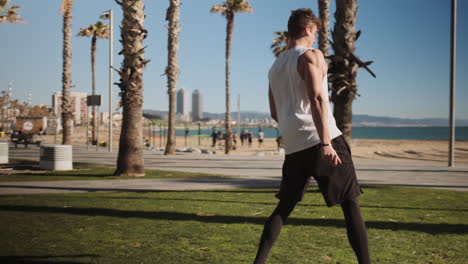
[{"xmin": 287, "ymin": 8, "xmax": 321, "ymax": 39}]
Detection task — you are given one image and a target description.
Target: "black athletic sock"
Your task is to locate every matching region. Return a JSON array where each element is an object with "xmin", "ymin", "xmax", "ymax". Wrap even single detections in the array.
[
  {"xmin": 253, "ymin": 199, "xmax": 297, "ymax": 264},
  {"xmin": 341, "ymin": 198, "xmax": 370, "ymax": 264}
]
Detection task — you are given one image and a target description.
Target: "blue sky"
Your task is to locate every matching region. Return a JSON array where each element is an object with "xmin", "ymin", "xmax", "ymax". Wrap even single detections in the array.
[{"xmin": 0, "ymin": 0, "xmax": 467, "ymax": 119}]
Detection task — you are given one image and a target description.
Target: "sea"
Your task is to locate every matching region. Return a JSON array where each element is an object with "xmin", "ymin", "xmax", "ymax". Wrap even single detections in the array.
[{"xmin": 155, "ymin": 126, "xmax": 468, "ymax": 141}]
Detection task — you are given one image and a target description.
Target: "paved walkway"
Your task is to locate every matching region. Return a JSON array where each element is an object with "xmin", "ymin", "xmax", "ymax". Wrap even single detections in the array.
[{"xmin": 1, "ymin": 145, "xmax": 467, "ymax": 195}]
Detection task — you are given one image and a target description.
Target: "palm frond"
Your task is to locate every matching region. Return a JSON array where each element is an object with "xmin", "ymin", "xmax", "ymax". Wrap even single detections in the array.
[
  {"xmin": 0, "ymin": 0, "xmax": 9, "ymax": 12},
  {"xmin": 272, "ymin": 46, "xmax": 287, "ymax": 57},
  {"xmin": 270, "ymin": 30, "xmax": 288, "ymax": 57},
  {"xmin": 0, "ymin": 4, "xmax": 25, "ymax": 24},
  {"xmin": 210, "ymin": 5, "xmax": 227, "ymax": 16},
  {"xmin": 77, "ymin": 21, "xmax": 110, "ymax": 39},
  {"xmin": 231, "ymin": 0, "xmax": 253, "ymax": 13},
  {"xmin": 211, "ymin": 0, "xmax": 252, "ymax": 17}
]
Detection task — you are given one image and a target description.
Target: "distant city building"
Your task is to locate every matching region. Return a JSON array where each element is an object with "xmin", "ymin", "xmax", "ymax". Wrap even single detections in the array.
[
  {"xmin": 52, "ymin": 91, "xmax": 88, "ymax": 125},
  {"xmin": 99, "ymin": 112, "xmax": 110, "ymax": 125},
  {"xmin": 176, "ymin": 88, "xmax": 189, "ymax": 115},
  {"xmin": 176, "ymin": 88, "xmax": 190, "ymax": 121},
  {"xmin": 192, "ymin": 89, "xmax": 203, "ymax": 121}
]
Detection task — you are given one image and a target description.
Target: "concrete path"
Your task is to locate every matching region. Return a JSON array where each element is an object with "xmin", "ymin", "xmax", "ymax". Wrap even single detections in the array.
[{"xmin": 1, "ymin": 145, "xmax": 468, "ymax": 195}]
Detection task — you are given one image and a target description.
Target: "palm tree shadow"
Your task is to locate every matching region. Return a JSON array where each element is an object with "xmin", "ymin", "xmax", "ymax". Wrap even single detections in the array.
[
  {"xmin": 95, "ymin": 195, "xmax": 468, "ymax": 212},
  {"xmin": 1, "ymin": 205, "xmax": 466, "ymax": 235},
  {"xmin": 2, "ymin": 162, "xmax": 115, "ymax": 178},
  {"xmin": 10, "ymin": 173, "xmax": 115, "ymax": 178},
  {"xmin": 0, "ymin": 254, "xmax": 98, "ymax": 264}
]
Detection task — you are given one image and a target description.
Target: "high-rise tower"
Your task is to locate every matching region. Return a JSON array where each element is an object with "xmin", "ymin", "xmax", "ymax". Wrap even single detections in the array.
[
  {"xmin": 176, "ymin": 88, "xmax": 189, "ymax": 116},
  {"xmin": 191, "ymin": 89, "xmax": 203, "ymax": 121}
]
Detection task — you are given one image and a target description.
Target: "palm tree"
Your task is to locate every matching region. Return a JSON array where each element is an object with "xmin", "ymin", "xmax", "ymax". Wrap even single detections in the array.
[
  {"xmin": 114, "ymin": 0, "xmax": 150, "ymax": 177},
  {"xmin": 61, "ymin": 0, "xmax": 73, "ymax": 145},
  {"xmin": 8, "ymin": 99, "xmax": 24, "ymax": 117},
  {"xmin": 318, "ymin": 0, "xmax": 330, "ymax": 57},
  {"xmin": 28, "ymin": 105, "xmax": 50, "ymax": 117},
  {"xmin": 211, "ymin": 0, "xmax": 252, "ymax": 154},
  {"xmin": 0, "ymin": 0, "xmax": 7, "ymax": 9},
  {"xmin": 0, "ymin": 0, "xmax": 25, "ymax": 24},
  {"xmin": 329, "ymin": 0, "xmax": 375, "ymax": 144},
  {"xmin": 77, "ymin": 21, "xmax": 110, "ymax": 145},
  {"xmin": 0, "ymin": 91, "xmax": 7, "ymax": 129},
  {"xmin": 164, "ymin": 0, "xmax": 181, "ymax": 155},
  {"xmin": 271, "ymin": 31, "xmax": 288, "ymax": 57}
]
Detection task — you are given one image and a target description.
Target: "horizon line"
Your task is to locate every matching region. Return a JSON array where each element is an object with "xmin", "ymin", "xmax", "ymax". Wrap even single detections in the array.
[{"xmin": 142, "ymin": 109, "xmax": 468, "ymax": 121}]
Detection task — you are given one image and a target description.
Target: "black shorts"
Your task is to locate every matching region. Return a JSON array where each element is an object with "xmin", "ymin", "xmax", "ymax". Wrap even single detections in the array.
[{"xmin": 277, "ymin": 135, "xmax": 362, "ymax": 207}]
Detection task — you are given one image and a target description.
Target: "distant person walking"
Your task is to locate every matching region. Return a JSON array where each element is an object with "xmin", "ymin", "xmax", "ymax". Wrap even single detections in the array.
[
  {"xmin": 217, "ymin": 130, "xmax": 223, "ymax": 148},
  {"xmin": 185, "ymin": 128, "xmax": 189, "ymax": 146},
  {"xmin": 275, "ymin": 135, "xmax": 283, "ymax": 151},
  {"xmin": 247, "ymin": 130, "xmax": 253, "ymax": 147},
  {"xmin": 211, "ymin": 129, "xmax": 217, "ymax": 147},
  {"xmin": 240, "ymin": 130, "xmax": 246, "ymax": 146},
  {"xmin": 258, "ymin": 129, "xmax": 264, "ymax": 148},
  {"xmin": 253, "ymin": 8, "xmax": 370, "ymax": 264},
  {"xmin": 232, "ymin": 133, "xmax": 238, "ymax": 150}
]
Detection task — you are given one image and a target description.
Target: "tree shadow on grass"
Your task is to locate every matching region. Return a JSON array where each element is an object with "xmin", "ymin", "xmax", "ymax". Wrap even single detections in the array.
[
  {"xmin": 0, "ymin": 177, "xmax": 281, "ymax": 193},
  {"xmin": 15, "ymin": 165, "xmax": 114, "ymax": 178},
  {"xmin": 94, "ymin": 195, "xmax": 468, "ymax": 212},
  {"xmin": 0, "ymin": 254, "xmax": 98, "ymax": 264},
  {"xmin": 0, "ymin": 162, "xmax": 115, "ymax": 178},
  {"xmin": 3, "ymin": 173, "xmax": 115, "ymax": 179},
  {"xmin": 0, "ymin": 205, "xmax": 466, "ymax": 235},
  {"xmin": 3, "ymin": 184, "xmax": 466, "ymax": 213},
  {"xmin": 189, "ymin": 189, "xmax": 282, "ymax": 194},
  {"xmin": 357, "ymin": 168, "xmax": 468, "ymax": 173}
]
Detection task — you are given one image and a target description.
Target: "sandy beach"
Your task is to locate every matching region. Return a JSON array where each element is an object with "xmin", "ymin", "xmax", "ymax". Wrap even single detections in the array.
[{"xmin": 2, "ymin": 125, "xmax": 467, "ymax": 164}]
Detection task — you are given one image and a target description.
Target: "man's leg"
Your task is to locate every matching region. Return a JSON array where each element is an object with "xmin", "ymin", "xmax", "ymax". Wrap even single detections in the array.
[
  {"xmin": 253, "ymin": 199, "xmax": 298, "ymax": 264},
  {"xmin": 341, "ymin": 198, "xmax": 370, "ymax": 264}
]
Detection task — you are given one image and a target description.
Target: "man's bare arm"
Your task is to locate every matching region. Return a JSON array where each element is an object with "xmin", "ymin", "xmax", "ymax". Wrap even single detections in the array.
[
  {"xmin": 299, "ymin": 49, "xmax": 341, "ymax": 166},
  {"xmin": 300, "ymin": 50, "xmax": 330, "ymax": 143},
  {"xmin": 268, "ymin": 85, "xmax": 278, "ymax": 122}
]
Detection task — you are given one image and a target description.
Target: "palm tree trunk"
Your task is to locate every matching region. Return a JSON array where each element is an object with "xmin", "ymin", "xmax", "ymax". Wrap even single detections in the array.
[
  {"xmin": 333, "ymin": 88, "xmax": 354, "ymax": 143},
  {"xmin": 224, "ymin": 14, "xmax": 234, "ymax": 154},
  {"xmin": 164, "ymin": 0, "xmax": 181, "ymax": 155},
  {"xmin": 331, "ymin": 0, "xmax": 358, "ymax": 145},
  {"xmin": 114, "ymin": 0, "xmax": 149, "ymax": 177},
  {"xmin": 318, "ymin": 0, "xmax": 330, "ymax": 58},
  {"xmin": 91, "ymin": 35, "xmax": 97, "ymax": 144},
  {"xmin": 61, "ymin": 0, "xmax": 73, "ymax": 145}
]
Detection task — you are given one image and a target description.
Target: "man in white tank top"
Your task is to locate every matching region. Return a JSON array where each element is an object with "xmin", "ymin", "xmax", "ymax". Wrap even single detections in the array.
[{"xmin": 254, "ymin": 8, "xmax": 370, "ymax": 264}]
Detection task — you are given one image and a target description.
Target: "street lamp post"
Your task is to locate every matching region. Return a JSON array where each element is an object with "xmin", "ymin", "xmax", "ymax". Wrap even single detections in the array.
[
  {"xmin": 449, "ymin": 0, "xmax": 457, "ymax": 167},
  {"xmin": 198, "ymin": 123, "xmax": 201, "ymax": 146},
  {"xmin": 101, "ymin": 9, "xmax": 113, "ymax": 152},
  {"xmin": 27, "ymin": 91, "xmax": 32, "ymax": 106},
  {"xmin": 237, "ymin": 94, "xmax": 240, "ymax": 137},
  {"xmin": 7, "ymin": 81, "xmax": 12, "ymax": 132}
]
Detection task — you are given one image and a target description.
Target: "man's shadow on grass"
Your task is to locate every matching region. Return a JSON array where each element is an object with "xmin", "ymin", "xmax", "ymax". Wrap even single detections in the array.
[{"xmin": 1, "ymin": 205, "xmax": 466, "ymax": 235}]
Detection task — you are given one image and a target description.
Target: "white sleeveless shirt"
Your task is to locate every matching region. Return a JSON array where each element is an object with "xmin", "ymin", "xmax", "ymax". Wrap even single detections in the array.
[{"xmin": 268, "ymin": 46, "xmax": 342, "ymax": 155}]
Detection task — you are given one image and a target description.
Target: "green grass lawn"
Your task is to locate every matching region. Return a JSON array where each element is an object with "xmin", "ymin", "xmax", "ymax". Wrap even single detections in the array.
[
  {"xmin": 0, "ymin": 161, "xmax": 233, "ymax": 182},
  {"xmin": 0, "ymin": 186, "xmax": 467, "ymax": 263}
]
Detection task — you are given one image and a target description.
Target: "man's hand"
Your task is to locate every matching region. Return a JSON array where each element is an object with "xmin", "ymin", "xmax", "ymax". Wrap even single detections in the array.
[{"xmin": 321, "ymin": 145, "xmax": 342, "ymax": 167}]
